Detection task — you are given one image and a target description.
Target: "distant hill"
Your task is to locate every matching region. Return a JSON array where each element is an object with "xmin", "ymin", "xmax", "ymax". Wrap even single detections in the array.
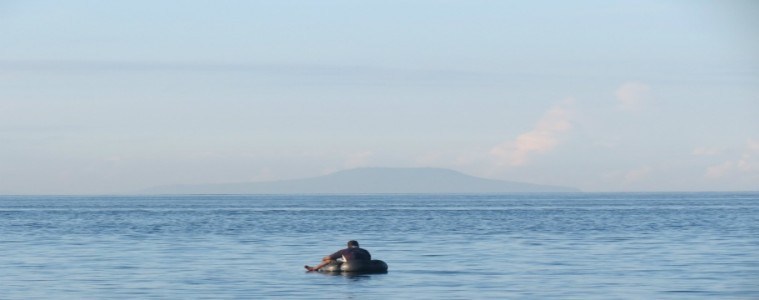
[{"xmin": 142, "ymin": 167, "xmax": 579, "ymax": 194}]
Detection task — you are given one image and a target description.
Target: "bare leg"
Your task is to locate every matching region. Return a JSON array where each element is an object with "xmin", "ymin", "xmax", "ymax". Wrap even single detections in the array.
[{"xmin": 305, "ymin": 257, "xmax": 333, "ymax": 272}]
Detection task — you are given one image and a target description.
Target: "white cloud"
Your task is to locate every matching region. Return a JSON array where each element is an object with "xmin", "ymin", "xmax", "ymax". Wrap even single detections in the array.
[
  {"xmin": 343, "ymin": 150, "xmax": 374, "ymax": 169},
  {"xmin": 704, "ymin": 138, "xmax": 759, "ymax": 179},
  {"xmin": 692, "ymin": 146, "xmax": 723, "ymax": 156},
  {"xmin": 624, "ymin": 165, "xmax": 653, "ymax": 183},
  {"xmin": 748, "ymin": 139, "xmax": 759, "ymax": 152},
  {"xmin": 615, "ymin": 81, "xmax": 651, "ymax": 112},
  {"xmin": 490, "ymin": 99, "xmax": 574, "ymax": 166},
  {"xmin": 705, "ymin": 161, "xmax": 734, "ymax": 179}
]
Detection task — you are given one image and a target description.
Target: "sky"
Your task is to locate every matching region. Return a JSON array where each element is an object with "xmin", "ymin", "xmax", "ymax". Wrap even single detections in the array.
[{"xmin": 1, "ymin": 0, "xmax": 757, "ymax": 194}]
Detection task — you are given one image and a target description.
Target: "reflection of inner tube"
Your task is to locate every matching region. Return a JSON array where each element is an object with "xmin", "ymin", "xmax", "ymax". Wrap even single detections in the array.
[{"xmin": 321, "ymin": 260, "xmax": 388, "ymax": 273}]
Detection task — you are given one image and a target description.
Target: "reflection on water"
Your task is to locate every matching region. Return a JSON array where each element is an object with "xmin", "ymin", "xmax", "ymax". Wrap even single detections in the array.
[
  {"xmin": 313, "ymin": 272, "xmax": 383, "ymax": 281},
  {"xmin": 1, "ymin": 193, "xmax": 758, "ymax": 299}
]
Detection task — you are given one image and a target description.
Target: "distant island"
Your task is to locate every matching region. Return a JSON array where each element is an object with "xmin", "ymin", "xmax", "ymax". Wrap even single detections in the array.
[{"xmin": 142, "ymin": 167, "xmax": 580, "ymax": 194}]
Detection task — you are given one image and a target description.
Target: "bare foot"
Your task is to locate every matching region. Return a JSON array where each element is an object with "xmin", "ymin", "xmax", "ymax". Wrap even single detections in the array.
[{"xmin": 304, "ymin": 265, "xmax": 316, "ymax": 272}]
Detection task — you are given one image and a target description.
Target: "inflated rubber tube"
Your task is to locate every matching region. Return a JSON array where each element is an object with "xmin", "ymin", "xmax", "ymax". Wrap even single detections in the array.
[{"xmin": 321, "ymin": 260, "xmax": 388, "ymax": 273}]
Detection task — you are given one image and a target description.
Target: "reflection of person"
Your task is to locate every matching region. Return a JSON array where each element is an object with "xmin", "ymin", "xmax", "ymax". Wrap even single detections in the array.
[{"xmin": 305, "ymin": 240, "xmax": 371, "ymax": 272}]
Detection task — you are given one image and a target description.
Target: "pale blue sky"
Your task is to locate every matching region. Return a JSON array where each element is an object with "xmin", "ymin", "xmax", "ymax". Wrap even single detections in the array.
[{"xmin": 1, "ymin": 0, "xmax": 757, "ymax": 194}]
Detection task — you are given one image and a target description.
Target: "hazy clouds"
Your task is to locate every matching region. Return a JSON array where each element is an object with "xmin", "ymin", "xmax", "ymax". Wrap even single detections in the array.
[
  {"xmin": 1, "ymin": 1, "xmax": 757, "ymax": 193},
  {"xmin": 490, "ymin": 99, "xmax": 574, "ymax": 166}
]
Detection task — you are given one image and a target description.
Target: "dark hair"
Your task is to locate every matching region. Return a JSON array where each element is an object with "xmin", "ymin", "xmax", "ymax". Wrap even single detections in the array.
[{"xmin": 347, "ymin": 240, "xmax": 359, "ymax": 247}]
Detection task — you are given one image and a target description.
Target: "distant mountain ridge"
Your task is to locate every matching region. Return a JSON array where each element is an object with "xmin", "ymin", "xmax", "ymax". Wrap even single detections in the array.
[{"xmin": 142, "ymin": 167, "xmax": 580, "ymax": 194}]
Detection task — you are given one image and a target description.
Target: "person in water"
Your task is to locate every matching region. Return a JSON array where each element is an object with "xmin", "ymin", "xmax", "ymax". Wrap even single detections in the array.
[{"xmin": 305, "ymin": 240, "xmax": 371, "ymax": 272}]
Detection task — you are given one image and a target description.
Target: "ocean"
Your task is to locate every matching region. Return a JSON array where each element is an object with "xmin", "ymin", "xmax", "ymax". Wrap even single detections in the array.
[{"xmin": 2, "ymin": 193, "xmax": 758, "ymax": 299}]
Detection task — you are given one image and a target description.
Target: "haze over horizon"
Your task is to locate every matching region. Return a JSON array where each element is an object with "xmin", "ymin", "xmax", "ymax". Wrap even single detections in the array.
[
  {"xmin": 143, "ymin": 167, "xmax": 581, "ymax": 194},
  {"xmin": 1, "ymin": 1, "xmax": 758, "ymax": 194}
]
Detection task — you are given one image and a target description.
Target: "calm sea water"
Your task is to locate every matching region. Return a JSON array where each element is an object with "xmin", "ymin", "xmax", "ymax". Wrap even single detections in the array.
[{"xmin": 1, "ymin": 193, "xmax": 758, "ymax": 299}]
